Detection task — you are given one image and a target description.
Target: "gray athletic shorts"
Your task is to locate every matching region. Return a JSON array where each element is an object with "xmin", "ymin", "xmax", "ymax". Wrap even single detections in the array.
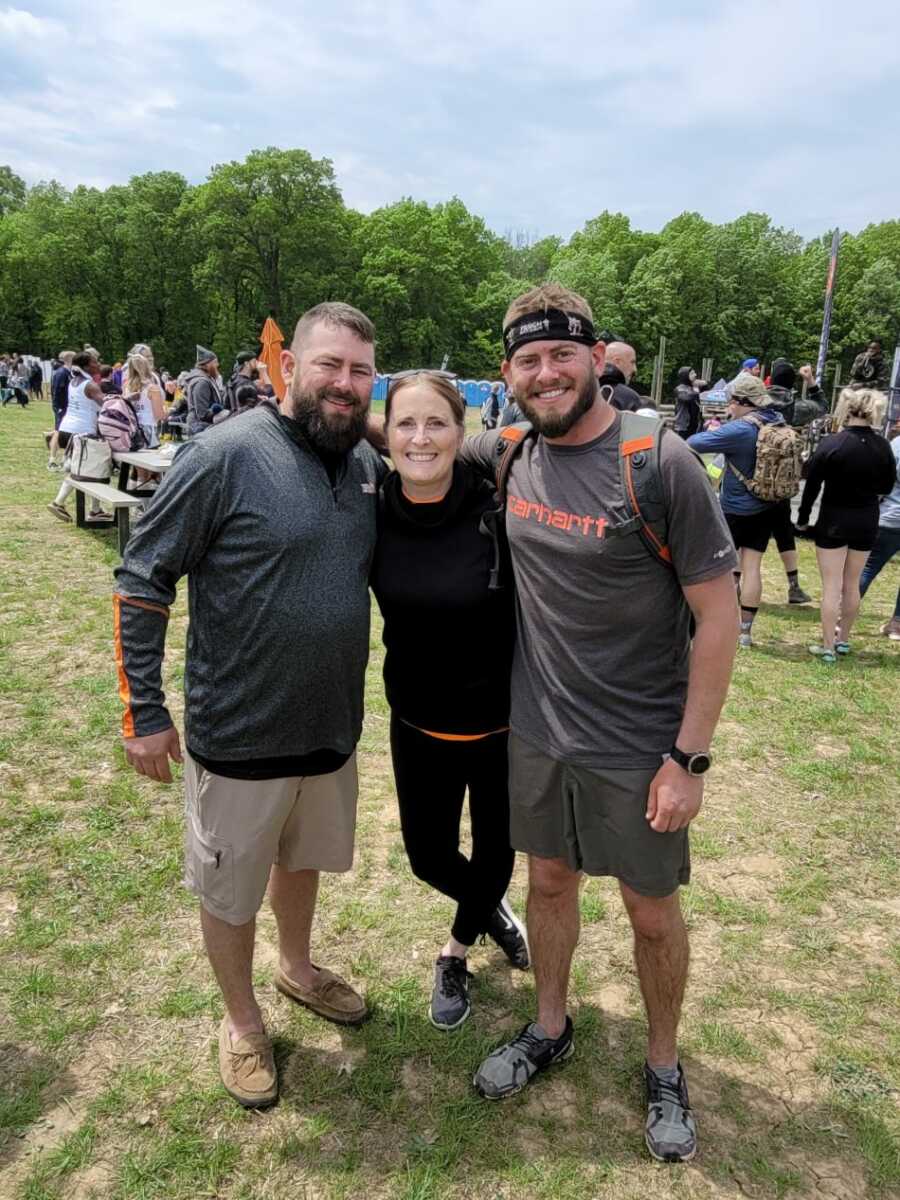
[{"xmin": 508, "ymin": 733, "xmax": 690, "ymax": 897}]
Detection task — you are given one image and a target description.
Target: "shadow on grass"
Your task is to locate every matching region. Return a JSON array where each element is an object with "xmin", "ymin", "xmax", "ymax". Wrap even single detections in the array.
[
  {"xmin": 256, "ymin": 1003, "xmax": 891, "ymax": 1195},
  {"xmin": 759, "ymin": 601, "xmax": 822, "ymax": 624},
  {"xmin": 0, "ymin": 1043, "xmax": 74, "ymax": 1171}
]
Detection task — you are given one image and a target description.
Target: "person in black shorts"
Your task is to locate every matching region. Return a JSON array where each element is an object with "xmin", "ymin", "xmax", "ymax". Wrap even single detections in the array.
[
  {"xmin": 797, "ymin": 388, "xmax": 896, "ymax": 662},
  {"xmin": 689, "ymin": 373, "xmax": 788, "ymax": 648},
  {"xmin": 371, "ymin": 370, "xmax": 528, "ymax": 1033}
]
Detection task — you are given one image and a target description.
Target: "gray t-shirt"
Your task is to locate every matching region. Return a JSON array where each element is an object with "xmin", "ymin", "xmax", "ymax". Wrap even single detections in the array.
[{"xmin": 460, "ymin": 414, "xmax": 737, "ymax": 768}]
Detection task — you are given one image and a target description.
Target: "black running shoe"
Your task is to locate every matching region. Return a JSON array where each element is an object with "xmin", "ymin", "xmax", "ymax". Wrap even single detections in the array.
[
  {"xmin": 473, "ymin": 1017, "xmax": 574, "ymax": 1099},
  {"xmin": 430, "ymin": 955, "xmax": 472, "ymax": 1030},
  {"xmin": 485, "ymin": 896, "xmax": 530, "ymax": 970}
]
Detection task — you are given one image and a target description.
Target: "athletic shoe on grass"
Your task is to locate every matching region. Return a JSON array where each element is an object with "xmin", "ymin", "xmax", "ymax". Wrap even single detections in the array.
[
  {"xmin": 473, "ymin": 1017, "xmax": 573, "ymax": 1099},
  {"xmin": 835, "ymin": 641, "xmax": 851, "ymax": 655},
  {"xmin": 787, "ymin": 583, "xmax": 812, "ymax": 604},
  {"xmin": 808, "ymin": 644, "xmax": 836, "ymax": 664},
  {"xmin": 644, "ymin": 1061, "xmax": 697, "ymax": 1163},
  {"xmin": 430, "ymin": 955, "xmax": 472, "ymax": 1030},
  {"xmin": 485, "ymin": 896, "xmax": 529, "ymax": 969}
]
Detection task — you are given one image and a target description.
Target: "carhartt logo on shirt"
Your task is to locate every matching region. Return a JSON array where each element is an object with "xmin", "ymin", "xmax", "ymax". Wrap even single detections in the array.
[
  {"xmin": 361, "ymin": 483, "xmax": 376, "ymax": 494},
  {"xmin": 507, "ymin": 493, "xmax": 608, "ymax": 538}
]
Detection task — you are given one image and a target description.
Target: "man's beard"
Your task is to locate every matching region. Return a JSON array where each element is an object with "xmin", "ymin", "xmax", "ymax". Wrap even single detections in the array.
[
  {"xmin": 288, "ymin": 383, "xmax": 368, "ymax": 454},
  {"xmin": 517, "ymin": 373, "xmax": 598, "ymax": 438}
]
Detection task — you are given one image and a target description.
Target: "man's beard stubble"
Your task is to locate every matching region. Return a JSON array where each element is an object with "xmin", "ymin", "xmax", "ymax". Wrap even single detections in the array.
[
  {"xmin": 517, "ymin": 372, "xmax": 598, "ymax": 438},
  {"xmin": 288, "ymin": 382, "xmax": 369, "ymax": 455}
]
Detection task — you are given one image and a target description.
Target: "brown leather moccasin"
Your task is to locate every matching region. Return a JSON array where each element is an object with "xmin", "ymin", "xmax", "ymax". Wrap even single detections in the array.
[
  {"xmin": 275, "ymin": 966, "xmax": 368, "ymax": 1026},
  {"xmin": 218, "ymin": 1020, "xmax": 278, "ymax": 1108}
]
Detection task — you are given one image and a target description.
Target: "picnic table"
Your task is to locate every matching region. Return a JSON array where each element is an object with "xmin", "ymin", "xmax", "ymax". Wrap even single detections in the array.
[{"xmin": 113, "ymin": 447, "xmax": 177, "ymax": 494}]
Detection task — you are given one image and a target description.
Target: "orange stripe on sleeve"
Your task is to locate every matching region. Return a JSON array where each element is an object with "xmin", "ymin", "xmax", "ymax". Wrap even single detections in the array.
[
  {"xmin": 113, "ymin": 594, "xmax": 135, "ymax": 739},
  {"xmin": 118, "ymin": 595, "xmax": 169, "ymax": 617}
]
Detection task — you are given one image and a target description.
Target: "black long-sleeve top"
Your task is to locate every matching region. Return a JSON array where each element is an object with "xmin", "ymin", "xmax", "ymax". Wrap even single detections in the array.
[
  {"xmin": 797, "ymin": 426, "xmax": 897, "ymax": 526},
  {"xmin": 370, "ymin": 462, "xmax": 515, "ymax": 736}
]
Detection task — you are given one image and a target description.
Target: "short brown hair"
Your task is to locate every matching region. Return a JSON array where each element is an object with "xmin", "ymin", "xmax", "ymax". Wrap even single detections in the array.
[
  {"xmin": 292, "ymin": 302, "xmax": 375, "ymax": 351},
  {"xmin": 386, "ymin": 372, "xmax": 466, "ymax": 427},
  {"xmin": 503, "ymin": 283, "xmax": 594, "ymax": 332}
]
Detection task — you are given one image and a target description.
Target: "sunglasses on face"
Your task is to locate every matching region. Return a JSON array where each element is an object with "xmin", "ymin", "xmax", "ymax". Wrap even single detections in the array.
[{"xmin": 389, "ymin": 368, "xmax": 458, "ymax": 382}]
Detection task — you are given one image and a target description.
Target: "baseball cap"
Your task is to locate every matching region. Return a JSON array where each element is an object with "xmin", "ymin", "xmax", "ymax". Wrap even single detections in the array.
[{"xmin": 730, "ymin": 373, "xmax": 769, "ymax": 405}]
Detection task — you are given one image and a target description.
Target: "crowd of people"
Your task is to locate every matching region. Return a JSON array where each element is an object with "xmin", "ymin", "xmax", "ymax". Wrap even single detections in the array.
[
  {"xmin": 9, "ymin": 292, "xmax": 897, "ymax": 1165},
  {"xmin": 0, "ymin": 352, "xmax": 43, "ymax": 405},
  {"xmin": 34, "ymin": 342, "xmax": 277, "ymax": 522}
]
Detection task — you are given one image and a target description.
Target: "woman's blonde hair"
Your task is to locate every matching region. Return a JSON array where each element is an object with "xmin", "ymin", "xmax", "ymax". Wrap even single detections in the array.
[
  {"xmin": 125, "ymin": 352, "xmax": 153, "ymax": 396},
  {"xmin": 833, "ymin": 387, "xmax": 887, "ymax": 429}
]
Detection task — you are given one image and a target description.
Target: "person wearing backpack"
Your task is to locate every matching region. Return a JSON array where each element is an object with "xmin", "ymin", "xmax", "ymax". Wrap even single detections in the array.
[
  {"xmin": 452, "ymin": 284, "xmax": 739, "ymax": 1165},
  {"xmin": 688, "ymin": 373, "xmax": 803, "ymax": 648},
  {"xmin": 796, "ymin": 388, "xmax": 896, "ymax": 662},
  {"xmin": 47, "ymin": 351, "xmax": 111, "ymax": 523}
]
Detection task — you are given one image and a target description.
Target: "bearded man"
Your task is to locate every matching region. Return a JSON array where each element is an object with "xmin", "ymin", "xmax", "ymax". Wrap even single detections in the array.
[
  {"xmin": 458, "ymin": 284, "xmax": 739, "ymax": 1163},
  {"xmin": 114, "ymin": 303, "xmax": 385, "ymax": 1108}
]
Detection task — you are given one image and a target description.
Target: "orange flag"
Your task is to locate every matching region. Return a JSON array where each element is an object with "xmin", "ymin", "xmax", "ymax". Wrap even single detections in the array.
[{"xmin": 259, "ymin": 316, "xmax": 286, "ymax": 400}]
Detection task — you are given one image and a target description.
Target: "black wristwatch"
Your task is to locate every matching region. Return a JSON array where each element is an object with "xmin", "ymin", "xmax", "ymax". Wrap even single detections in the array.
[{"xmin": 669, "ymin": 745, "xmax": 712, "ymax": 776}]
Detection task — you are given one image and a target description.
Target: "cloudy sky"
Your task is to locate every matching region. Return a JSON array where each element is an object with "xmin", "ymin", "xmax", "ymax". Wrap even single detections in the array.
[{"xmin": 2, "ymin": 0, "xmax": 898, "ymax": 241}]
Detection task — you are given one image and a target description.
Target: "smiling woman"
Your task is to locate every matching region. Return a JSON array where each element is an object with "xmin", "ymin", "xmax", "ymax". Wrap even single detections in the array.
[{"xmin": 370, "ymin": 370, "xmax": 529, "ymax": 1032}]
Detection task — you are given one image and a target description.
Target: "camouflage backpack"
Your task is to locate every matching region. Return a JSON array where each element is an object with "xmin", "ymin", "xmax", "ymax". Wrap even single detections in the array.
[{"xmin": 728, "ymin": 415, "xmax": 803, "ymax": 502}]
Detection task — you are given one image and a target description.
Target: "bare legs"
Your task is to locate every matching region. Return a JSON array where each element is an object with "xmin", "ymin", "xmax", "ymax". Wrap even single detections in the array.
[
  {"xmin": 201, "ymin": 865, "xmax": 321, "ymax": 1039},
  {"xmin": 526, "ymin": 856, "xmax": 687, "ymax": 1062},
  {"xmin": 268, "ymin": 865, "xmax": 321, "ymax": 988},
  {"xmin": 200, "ymin": 907, "xmax": 262, "ymax": 1038},
  {"xmin": 619, "ymin": 883, "xmax": 688, "ymax": 1067},
  {"xmin": 528, "ymin": 856, "xmax": 581, "ymax": 1038},
  {"xmin": 779, "ymin": 548, "xmax": 799, "ymax": 576},
  {"xmin": 816, "ymin": 546, "xmax": 846, "ymax": 651},
  {"xmin": 738, "ymin": 548, "xmax": 763, "ymax": 608},
  {"xmin": 835, "ymin": 549, "xmax": 870, "ymax": 644}
]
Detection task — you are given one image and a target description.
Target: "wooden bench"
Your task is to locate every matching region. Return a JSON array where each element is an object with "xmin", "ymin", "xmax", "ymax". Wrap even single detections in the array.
[{"xmin": 69, "ymin": 479, "xmax": 143, "ymax": 554}]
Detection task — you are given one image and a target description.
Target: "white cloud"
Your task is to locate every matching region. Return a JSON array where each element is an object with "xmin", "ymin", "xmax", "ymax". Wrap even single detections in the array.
[{"xmin": 2, "ymin": 0, "xmax": 899, "ymax": 237}]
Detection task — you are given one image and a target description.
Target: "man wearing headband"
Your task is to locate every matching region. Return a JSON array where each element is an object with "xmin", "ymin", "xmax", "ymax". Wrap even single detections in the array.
[{"xmin": 460, "ymin": 283, "xmax": 739, "ymax": 1163}]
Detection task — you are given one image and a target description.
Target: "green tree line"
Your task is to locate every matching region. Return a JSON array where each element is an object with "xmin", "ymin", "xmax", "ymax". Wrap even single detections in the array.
[{"xmin": 1, "ymin": 149, "xmax": 898, "ymax": 389}]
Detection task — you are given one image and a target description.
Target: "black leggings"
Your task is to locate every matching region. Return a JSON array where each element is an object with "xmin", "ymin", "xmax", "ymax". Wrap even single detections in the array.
[{"xmin": 389, "ymin": 715, "xmax": 514, "ymax": 947}]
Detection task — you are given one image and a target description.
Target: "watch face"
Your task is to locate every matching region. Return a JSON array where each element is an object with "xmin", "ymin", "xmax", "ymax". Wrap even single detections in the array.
[{"xmin": 689, "ymin": 753, "xmax": 711, "ymax": 775}]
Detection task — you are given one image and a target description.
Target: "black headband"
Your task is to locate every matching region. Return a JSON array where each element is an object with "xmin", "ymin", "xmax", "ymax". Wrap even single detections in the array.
[{"xmin": 503, "ymin": 308, "xmax": 597, "ymax": 359}]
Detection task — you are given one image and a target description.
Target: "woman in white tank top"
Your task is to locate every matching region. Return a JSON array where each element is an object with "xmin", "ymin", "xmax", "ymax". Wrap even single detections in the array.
[
  {"xmin": 60, "ymin": 366, "xmax": 100, "ymax": 435},
  {"xmin": 125, "ymin": 353, "xmax": 162, "ymax": 448},
  {"xmin": 48, "ymin": 354, "xmax": 107, "ymax": 521}
]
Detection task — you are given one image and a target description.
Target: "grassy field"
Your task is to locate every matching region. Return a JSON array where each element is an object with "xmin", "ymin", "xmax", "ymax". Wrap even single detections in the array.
[{"xmin": 1, "ymin": 400, "xmax": 898, "ymax": 1200}]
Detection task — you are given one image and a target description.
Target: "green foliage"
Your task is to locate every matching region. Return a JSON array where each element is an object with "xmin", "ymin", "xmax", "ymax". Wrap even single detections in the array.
[{"xmin": 1, "ymin": 149, "xmax": 896, "ymax": 389}]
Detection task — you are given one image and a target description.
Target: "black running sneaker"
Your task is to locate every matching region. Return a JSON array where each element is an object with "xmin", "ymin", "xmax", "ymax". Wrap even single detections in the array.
[
  {"xmin": 473, "ymin": 1018, "xmax": 574, "ymax": 1099},
  {"xmin": 430, "ymin": 955, "xmax": 473, "ymax": 1030},
  {"xmin": 644, "ymin": 1062, "xmax": 697, "ymax": 1163},
  {"xmin": 485, "ymin": 896, "xmax": 530, "ymax": 970}
]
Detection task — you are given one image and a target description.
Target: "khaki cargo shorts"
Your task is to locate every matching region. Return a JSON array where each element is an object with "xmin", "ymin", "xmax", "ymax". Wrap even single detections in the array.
[
  {"xmin": 183, "ymin": 751, "xmax": 358, "ymax": 925},
  {"xmin": 508, "ymin": 733, "xmax": 690, "ymax": 897}
]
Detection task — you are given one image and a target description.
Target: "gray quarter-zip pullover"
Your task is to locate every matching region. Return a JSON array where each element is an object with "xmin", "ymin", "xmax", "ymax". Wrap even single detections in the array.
[{"xmin": 114, "ymin": 405, "xmax": 386, "ymax": 760}]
